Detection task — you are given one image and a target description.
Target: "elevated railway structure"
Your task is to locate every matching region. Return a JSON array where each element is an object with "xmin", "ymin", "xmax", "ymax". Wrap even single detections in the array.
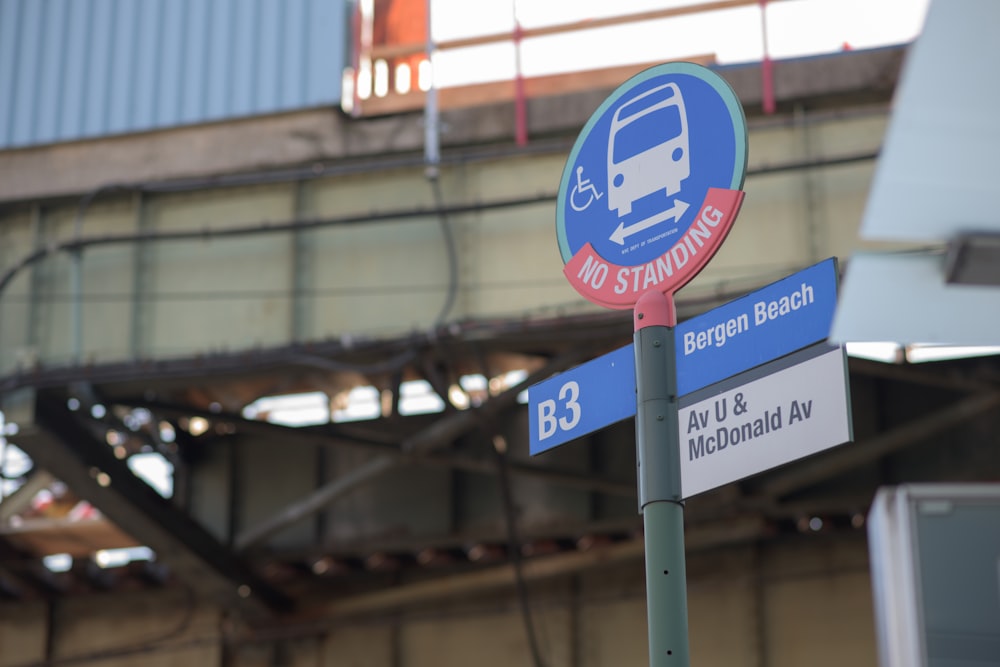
[{"xmin": 1, "ymin": 34, "xmax": 998, "ymax": 666}]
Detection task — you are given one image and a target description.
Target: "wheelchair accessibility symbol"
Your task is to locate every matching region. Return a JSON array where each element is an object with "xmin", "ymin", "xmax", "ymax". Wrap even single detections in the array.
[{"xmin": 570, "ymin": 166, "xmax": 603, "ymax": 212}]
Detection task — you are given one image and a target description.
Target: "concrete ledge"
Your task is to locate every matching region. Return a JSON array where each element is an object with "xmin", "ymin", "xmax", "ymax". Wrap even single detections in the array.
[{"xmin": 0, "ymin": 46, "xmax": 906, "ymax": 204}]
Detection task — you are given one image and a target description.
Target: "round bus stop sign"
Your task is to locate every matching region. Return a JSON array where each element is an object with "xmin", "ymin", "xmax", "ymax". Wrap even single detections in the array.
[{"xmin": 557, "ymin": 62, "xmax": 748, "ymax": 309}]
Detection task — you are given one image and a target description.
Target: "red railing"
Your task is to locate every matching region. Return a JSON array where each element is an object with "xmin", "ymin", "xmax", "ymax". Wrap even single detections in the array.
[{"xmin": 342, "ymin": 0, "xmax": 784, "ymax": 126}]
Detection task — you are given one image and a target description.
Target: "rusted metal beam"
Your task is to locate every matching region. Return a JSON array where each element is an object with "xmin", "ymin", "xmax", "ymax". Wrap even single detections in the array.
[
  {"xmin": 129, "ymin": 395, "xmax": 634, "ymax": 498},
  {"xmin": 3, "ymin": 389, "xmax": 292, "ymax": 615},
  {"xmin": 757, "ymin": 391, "xmax": 1000, "ymax": 499},
  {"xmin": 0, "ymin": 469, "xmax": 54, "ymax": 523},
  {"xmin": 0, "ymin": 537, "xmax": 66, "ymax": 598},
  {"xmin": 291, "ymin": 515, "xmax": 766, "ymax": 622},
  {"xmin": 234, "ymin": 349, "xmax": 592, "ymax": 551}
]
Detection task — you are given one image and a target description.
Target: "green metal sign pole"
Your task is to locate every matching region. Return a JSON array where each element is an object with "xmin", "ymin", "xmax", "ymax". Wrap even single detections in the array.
[{"xmin": 633, "ymin": 289, "xmax": 689, "ymax": 667}]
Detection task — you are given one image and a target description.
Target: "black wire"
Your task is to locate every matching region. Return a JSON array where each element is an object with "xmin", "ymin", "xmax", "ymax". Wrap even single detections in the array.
[
  {"xmin": 0, "ymin": 149, "xmax": 882, "ymax": 306},
  {"xmin": 289, "ymin": 348, "xmax": 418, "ymax": 376},
  {"xmin": 0, "ymin": 192, "xmax": 554, "ymax": 302},
  {"xmin": 8, "ymin": 585, "xmax": 199, "ymax": 667},
  {"xmin": 493, "ymin": 435, "xmax": 547, "ymax": 667},
  {"xmin": 428, "ymin": 174, "xmax": 460, "ymax": 327},
  {"xmin": 0, "ymin": 274, "xmax": 566, "ymax": 303}
]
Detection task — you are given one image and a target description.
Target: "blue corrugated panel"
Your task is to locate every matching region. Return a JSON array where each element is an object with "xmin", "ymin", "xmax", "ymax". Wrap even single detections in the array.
[{"xmin": 0, "ymin": 0, "xmax": 348, "ymax": 149}]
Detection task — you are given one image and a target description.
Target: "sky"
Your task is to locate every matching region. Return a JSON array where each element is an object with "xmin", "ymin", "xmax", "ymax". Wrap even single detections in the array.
[{"xmin": 430, "ymin": 0, "xmax": 931, "ymax": 87}]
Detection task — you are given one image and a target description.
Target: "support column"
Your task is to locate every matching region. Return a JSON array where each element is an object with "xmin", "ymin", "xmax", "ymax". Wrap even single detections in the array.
[
  {"xmin": 796, "ymin": 105, "xmax": 824, "ymax": 262},
  {"xmin": 291, "ymin": 180, "xmax": 315, "ymax": 344},
  {"xmin": 130, "ymin": 193, "xmax": 153, "ymax": 359},
  {"xmin": 25, "ymin": 204, "xmax": 45, "ymax": 364}
]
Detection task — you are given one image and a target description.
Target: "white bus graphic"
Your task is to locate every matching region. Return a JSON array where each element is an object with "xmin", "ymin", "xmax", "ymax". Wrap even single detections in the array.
[{"xmin": 607, "ymin": 82, "xmax": 690, "ymax": 217}]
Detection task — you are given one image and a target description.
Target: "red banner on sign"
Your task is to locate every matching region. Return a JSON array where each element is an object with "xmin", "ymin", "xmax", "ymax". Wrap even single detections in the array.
[{"xmin": 564, "ymin": 188, "xmax": 745, "ymax": 309}]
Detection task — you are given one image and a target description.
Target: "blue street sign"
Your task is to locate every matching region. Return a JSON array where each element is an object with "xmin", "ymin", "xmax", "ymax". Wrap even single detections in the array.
[
  {"xmin": 675, "ymin": 258, "xmax": 839, "ymax": 396},
  {"xmin": 529, "ymin": 345, "xmax": 636, "ymax": 455},
  {"xmin": 556, "ymin": 62, "xmax": 748, "ymax": 309},
  {"xmin": 528, "ymin": 259, "xmax": 840, "ymax": 455}
]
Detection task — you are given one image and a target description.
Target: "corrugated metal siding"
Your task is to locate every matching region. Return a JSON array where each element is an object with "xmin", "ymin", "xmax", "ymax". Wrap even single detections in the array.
[{"xmin": 0, "ymin": 0, "xmax": 348, "ymax": 150}]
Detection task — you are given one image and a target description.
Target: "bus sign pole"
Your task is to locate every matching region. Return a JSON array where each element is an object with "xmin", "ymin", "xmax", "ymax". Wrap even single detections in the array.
[
  {"xmin": 634, "ymin": 290, "xmax": 689, "ymax": 666},
  {"xmin": 550, "ymin": 61, "xmax": 748, "ymax": 667}
]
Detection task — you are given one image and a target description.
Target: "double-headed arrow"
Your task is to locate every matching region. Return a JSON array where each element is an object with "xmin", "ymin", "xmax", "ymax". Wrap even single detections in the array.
[{"xmin": 609, "ymin": 199, "xmax": 689, "ymax": 245}]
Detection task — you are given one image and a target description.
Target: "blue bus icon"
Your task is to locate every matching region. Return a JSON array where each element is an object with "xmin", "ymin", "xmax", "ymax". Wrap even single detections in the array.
[
  {"xmin": 556, "ymin": 62, "xmax": 748, "ymax": 278},
  {"xmin": 607, "ymin": 82, "xmax": 690, "ymax": 217}
]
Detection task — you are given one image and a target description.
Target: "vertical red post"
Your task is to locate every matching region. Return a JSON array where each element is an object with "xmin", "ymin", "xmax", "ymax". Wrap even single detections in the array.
[
  {"xmin": 350, "ymin": 1, "xmax": 364, "ymax": 117},
  {"xmin": 513, "ymin": 19, "xmax": 528, "ymax": 146},
  {"xmin": 760, "ymin": 0, "xmax": 776, "ymax": 115}
]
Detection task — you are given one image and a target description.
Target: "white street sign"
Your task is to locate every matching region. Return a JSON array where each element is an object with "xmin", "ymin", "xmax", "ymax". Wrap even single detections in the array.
[{"xmin": 678, "ymin": 346, "xmax": 852, "ymax": 499}]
